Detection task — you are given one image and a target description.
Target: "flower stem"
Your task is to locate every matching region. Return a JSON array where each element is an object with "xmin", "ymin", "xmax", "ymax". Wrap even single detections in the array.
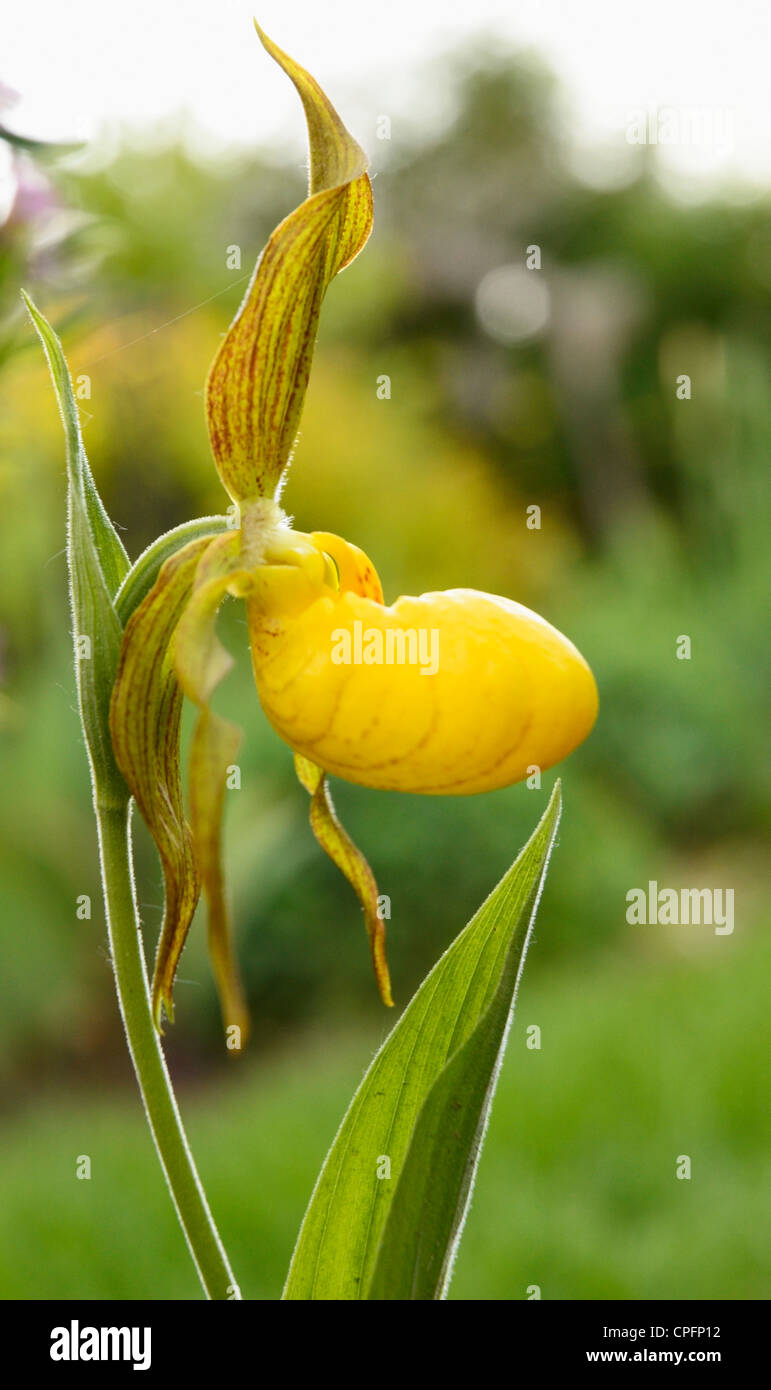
[{"xmin": 96, "ymin": 798, "xmax": 240, "ymax": 1300}]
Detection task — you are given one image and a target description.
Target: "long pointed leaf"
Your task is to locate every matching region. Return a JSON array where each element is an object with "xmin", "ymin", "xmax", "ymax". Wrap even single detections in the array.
[
  {"xmin": 23, "ymin": 292, "xmax": 130, "ymax": 600},
  {"xmin": 369, "ymin": 786, "xmax": 561, "ymax": 1297},
  {"xmin": 24, "ymin": 292, "xmax": 128, "ymax": 803},
  {"xmin": 283, "ymin": 782, "xmax": 562, "ymax": 1300}
]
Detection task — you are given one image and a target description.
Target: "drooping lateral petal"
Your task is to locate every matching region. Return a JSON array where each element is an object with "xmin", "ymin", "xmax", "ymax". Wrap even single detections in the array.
[
  {"xmin": 205, "ymin": 29, "xmax": 373, "ymax": 503},
  {"xmin": 109, "ymin": 536, "xmax": 213, "ymax": 1028},
  {"xmin": 172, "ymin": 532, "xmax": 256, "ymax": 1044},
  {"xmin": 294, "ymin": 753, "xmax": 393, "ymax": 1008}
]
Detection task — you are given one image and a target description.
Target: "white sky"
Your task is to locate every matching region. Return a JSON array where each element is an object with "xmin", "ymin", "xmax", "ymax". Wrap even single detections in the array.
[{"xmin": 2, "ymin": 0, "xmax": 769, "ymax": 190}]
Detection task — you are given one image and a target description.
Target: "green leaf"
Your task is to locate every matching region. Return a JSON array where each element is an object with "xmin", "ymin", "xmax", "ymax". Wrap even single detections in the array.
[
  {"xmin": 23, "ymin": 291, "xmax": 129, "ymax": 804},
  {"xmin": 283, "ymin": 782, "xmax": 562, "ymax": 1300},
  {"xmin": 22, "ymin": 292, "xmax": 130, "ymax": 600}
]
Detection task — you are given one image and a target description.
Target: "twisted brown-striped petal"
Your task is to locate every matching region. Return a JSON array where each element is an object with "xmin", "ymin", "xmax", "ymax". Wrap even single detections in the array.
[
  {"xmin": 294, "ymin": 754, "xmax": 393, "ymax": 1007},
  {"xmin": 172, "ymin": 531, "xmax": 256, "ymax": 1044},
  {"xmin": 109, "ymin": 537, "xmax": 212, "ymax": 1029}
]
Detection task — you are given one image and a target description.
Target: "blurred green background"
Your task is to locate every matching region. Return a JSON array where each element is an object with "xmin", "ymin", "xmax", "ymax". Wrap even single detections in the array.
[{"xmin": 0, "ymin": 46, "xmax": 769, "ymax": 1300}]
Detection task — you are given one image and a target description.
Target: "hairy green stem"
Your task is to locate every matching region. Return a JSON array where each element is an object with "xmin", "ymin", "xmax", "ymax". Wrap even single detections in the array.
[{"xmin": 96, "ymin": 799, "xmax": 240, "ymax": 1300}]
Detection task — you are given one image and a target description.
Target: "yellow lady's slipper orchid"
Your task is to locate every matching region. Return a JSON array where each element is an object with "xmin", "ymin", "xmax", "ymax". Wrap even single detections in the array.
[
  {"xmin": 106, "ymin": 26, "xmax": 598, "ymax": 1043},
  {"xmin": 247, "ymin": 526, "xmax": 598, "ymax": 795}
]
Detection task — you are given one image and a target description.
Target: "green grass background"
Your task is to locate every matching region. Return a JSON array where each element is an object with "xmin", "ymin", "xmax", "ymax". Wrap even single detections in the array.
[{"xmin": 1, "ymin": 930, "xmax": 766, "ymax": 1300}]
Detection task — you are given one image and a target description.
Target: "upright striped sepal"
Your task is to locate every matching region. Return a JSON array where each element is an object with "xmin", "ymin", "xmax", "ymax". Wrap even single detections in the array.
[{"xmin": 205, "ymin": 25, "xmax": 373, "ymax": 503}]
